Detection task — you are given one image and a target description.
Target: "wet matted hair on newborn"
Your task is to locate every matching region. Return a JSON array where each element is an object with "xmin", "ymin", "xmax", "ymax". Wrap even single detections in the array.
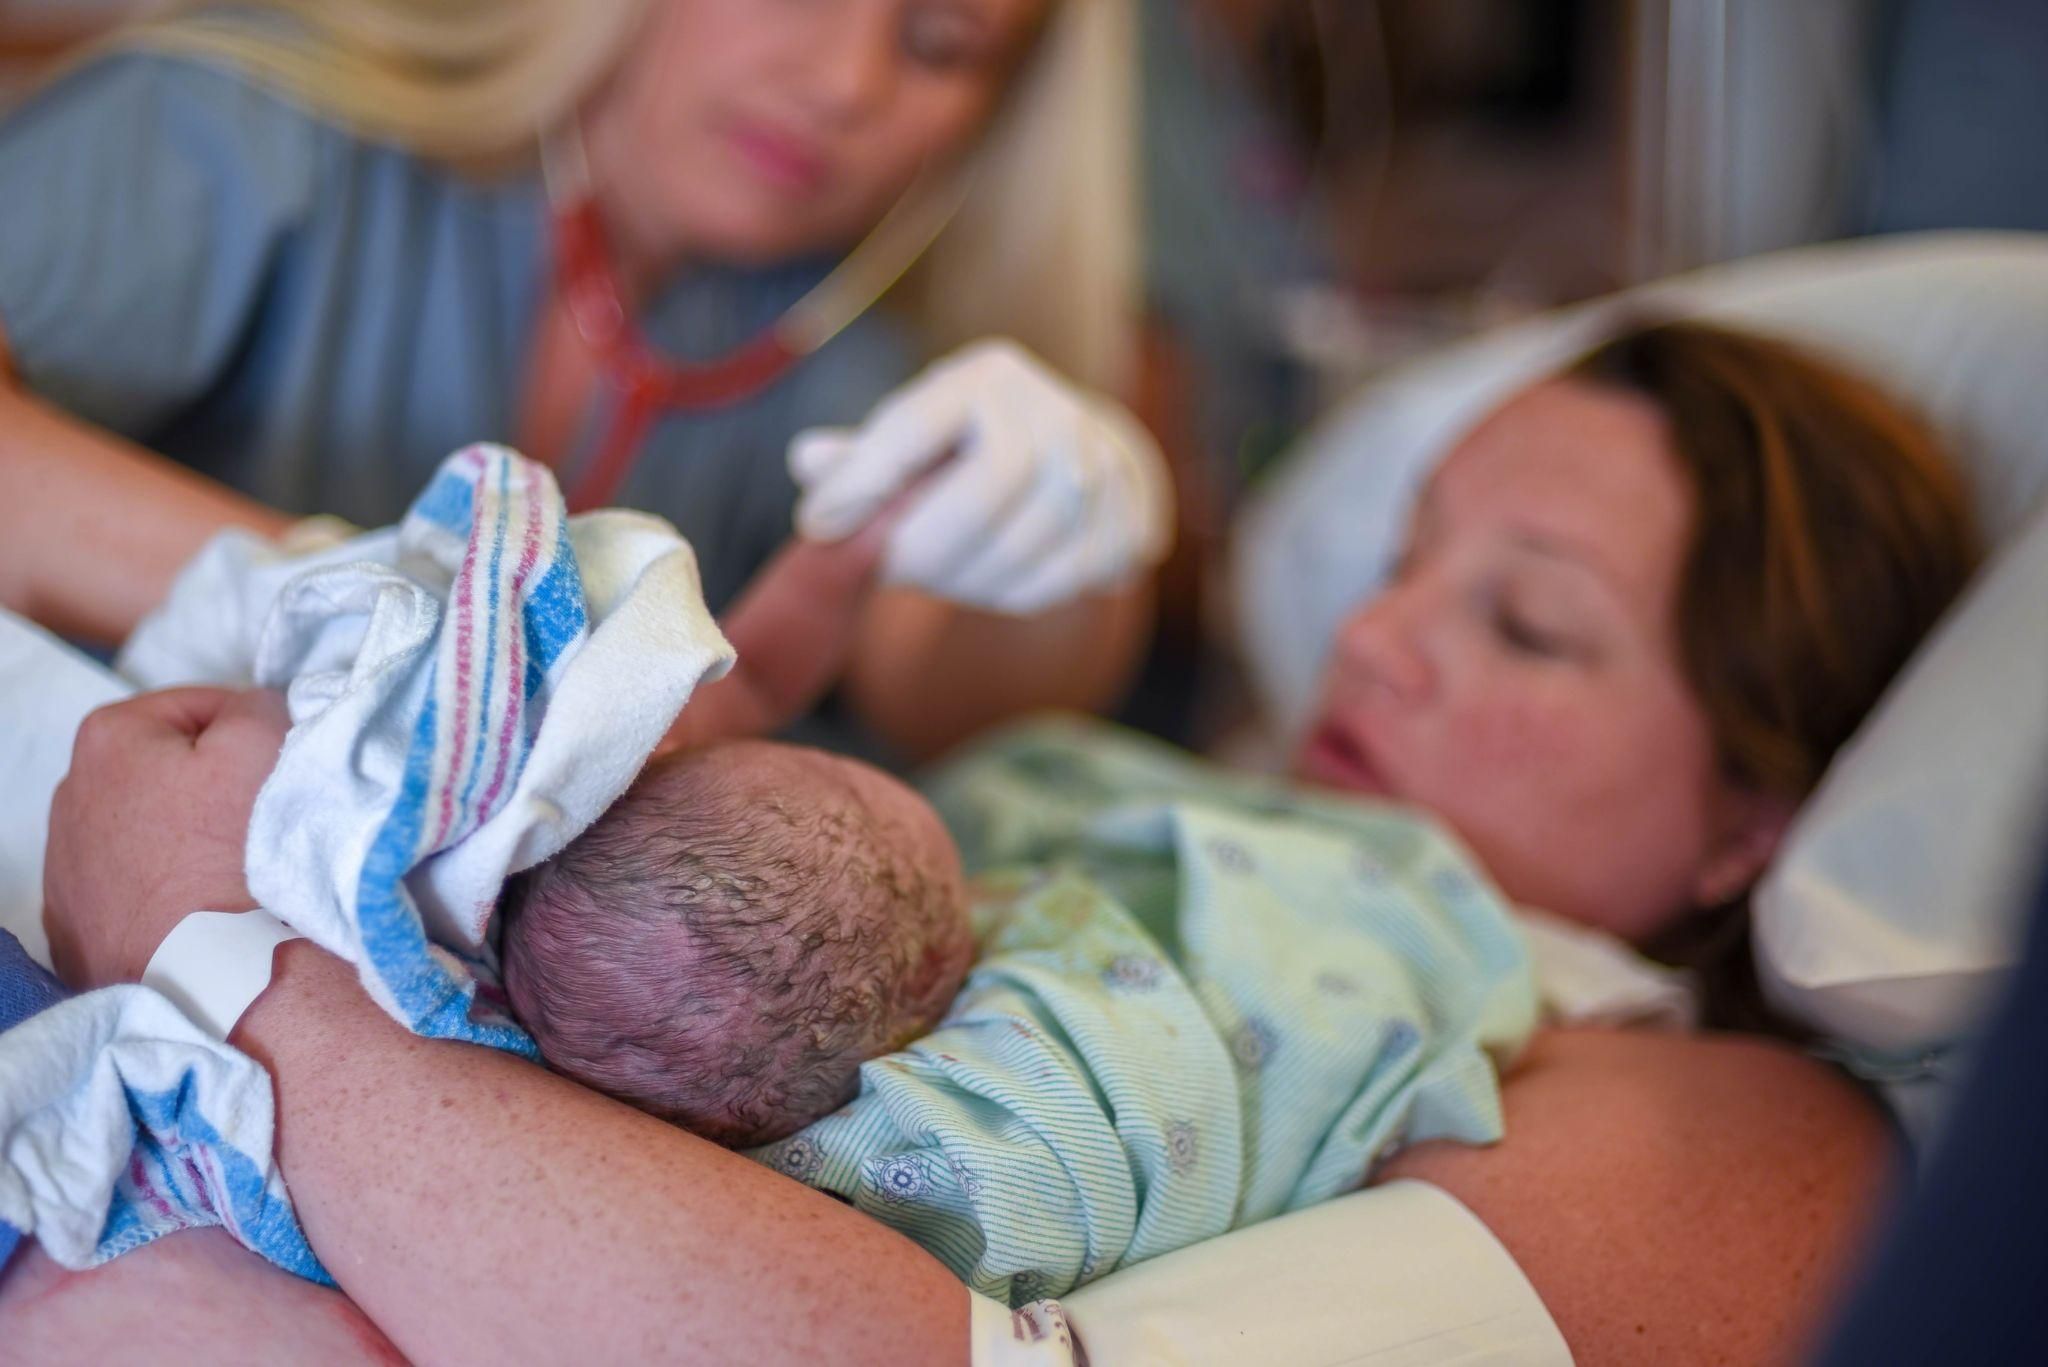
[{"xmin": 499, "ymin": 742, "xmax": 973, "ymax": 1147}]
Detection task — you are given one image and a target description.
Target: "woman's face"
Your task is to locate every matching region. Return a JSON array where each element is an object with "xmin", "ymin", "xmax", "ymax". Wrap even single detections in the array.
[
  {"xmin": 594, "ymin": 0, "xmax": 1046, "ymax": 265},
  {"xmin": 1295, "ymin": 379, "xmax": 1785, "ymax": 942}
]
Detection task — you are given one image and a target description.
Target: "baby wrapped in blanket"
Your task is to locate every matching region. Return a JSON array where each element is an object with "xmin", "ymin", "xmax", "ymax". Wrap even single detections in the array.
[
  {"xmin": 169, "ymin": 443, "xmax": 981, "ymax": 1153},
  {"xmin": 497, "ymin": 715, "xmax": 1549, "ymax": 1307},
  {"xmin": 745, "ymin": 718, "xmax": 1551, "ymax": 1307}
]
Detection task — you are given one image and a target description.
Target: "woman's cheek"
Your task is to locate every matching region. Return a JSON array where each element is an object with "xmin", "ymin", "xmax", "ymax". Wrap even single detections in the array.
[
  {"xmin": 1436, "ymin": 690, "xmax": 1632, "ymax": 918},
  {"xmin": 1454, "ymin": 686, "xmax": 1597, "ymax": 797},
  {"xmin": 1414, "ymin": 688, "xmax": 1588, "ymax": 873}
]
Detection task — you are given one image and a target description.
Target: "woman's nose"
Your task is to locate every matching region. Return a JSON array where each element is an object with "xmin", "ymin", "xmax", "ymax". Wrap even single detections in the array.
[
  {"xmin": 1333, "ymin": 586, "xmax": 1436, "ymax": 706},
  {"xmin": 798, "ymin": 2, "xmax": 900, "ymax": 123}
]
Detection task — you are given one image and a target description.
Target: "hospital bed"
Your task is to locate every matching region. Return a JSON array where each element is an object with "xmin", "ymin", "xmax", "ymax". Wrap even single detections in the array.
[{"xmin": 4, "ymin": 231, "xmax": 2047, "ymax": 1364}]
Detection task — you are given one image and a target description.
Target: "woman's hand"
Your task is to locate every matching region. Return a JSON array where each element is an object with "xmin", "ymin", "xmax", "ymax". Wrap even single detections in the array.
[
  {"xmin": 789, "ymin": 339, "xmax": 1173, "ymax": 617},
  {"xmin": 43, "ymin": 688, "xmax": 289, "ymax": 989}
]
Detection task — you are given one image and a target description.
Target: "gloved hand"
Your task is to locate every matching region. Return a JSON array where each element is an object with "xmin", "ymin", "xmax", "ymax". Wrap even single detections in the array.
[{"xmin": 788, "ymin": 339, "xmax": 1174, "ymax": 615}]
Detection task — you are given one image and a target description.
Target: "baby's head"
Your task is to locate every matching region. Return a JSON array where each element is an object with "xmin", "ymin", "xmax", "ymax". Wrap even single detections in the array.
[{"xmin": 500, "ymin": 740, "xmax": 972, "ymax": 1147}]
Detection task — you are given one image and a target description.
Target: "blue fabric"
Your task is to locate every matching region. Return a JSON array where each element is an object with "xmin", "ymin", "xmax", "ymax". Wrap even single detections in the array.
[
  {"xmin": 0, "ymin": 930, "xmax": 66, "ymax": 1033},
  {"xmin": 0, "ymin": 930, "xmax": 70, "ymax": 1270},
  {"xmin": 1867, "ymin": 0, "xmax": 2048, "ymax": 235},
  {"xmin": 0, "ymin": 51, "xmax": 920, "ymax": 619}
]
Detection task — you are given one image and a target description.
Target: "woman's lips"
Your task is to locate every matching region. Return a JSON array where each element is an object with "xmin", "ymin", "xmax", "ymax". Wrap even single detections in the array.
[
  {"xmin": 723, "ymin": 118, "xmax": 830, "ymax": 195},
  {"xmin": 1297, "ymin": 719, "xmax": 1396, "ymax": 797}
]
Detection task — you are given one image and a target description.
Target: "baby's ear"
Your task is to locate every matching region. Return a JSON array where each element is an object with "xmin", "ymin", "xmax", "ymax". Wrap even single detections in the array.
[{"xmin": 1692, "ymin": 787, "xmax": 1796, "ymax": 908}]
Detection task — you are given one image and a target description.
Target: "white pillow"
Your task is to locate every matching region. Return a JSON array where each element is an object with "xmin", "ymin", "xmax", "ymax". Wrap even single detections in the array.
[
  {"xmin": 1757, "ymin": 504, "xmax": 2048, "ymax": 1056},
  {"xmin": 1232, "ymin": 231, "xmax": 2048, "ymax": 1062}
]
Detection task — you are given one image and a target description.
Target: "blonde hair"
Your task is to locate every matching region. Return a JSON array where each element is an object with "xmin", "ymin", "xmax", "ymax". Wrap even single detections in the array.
[{"xmin": 108, "ymin": 0, "xmax": 1139, "ymax": 390}]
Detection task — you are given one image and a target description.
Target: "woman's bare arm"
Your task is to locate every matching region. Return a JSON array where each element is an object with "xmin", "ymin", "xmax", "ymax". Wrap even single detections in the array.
[
  {"xmin": 1375, "ymin": 1027, "xmax": 1897, "ymax": 1367},
  {"xmin": 232, "ymin": 942, "xmax": 968, "ymax": 1366},
  {"xmin": 0, "ymin": 354, "xmax": 290, "ymax": 644}
]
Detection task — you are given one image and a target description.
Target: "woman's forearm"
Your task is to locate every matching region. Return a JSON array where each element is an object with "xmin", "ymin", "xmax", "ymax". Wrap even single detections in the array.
[
  {"xmin": 233, "ymin": 942, "xmax": 968, "ymax": 1366},
  {"xmin": 0, "ymin": 382, "xmax": 290, "ymax": 644},
  {"xmin": 846, "ymin": 579, "xmax": 1154, "ymax": 763}
]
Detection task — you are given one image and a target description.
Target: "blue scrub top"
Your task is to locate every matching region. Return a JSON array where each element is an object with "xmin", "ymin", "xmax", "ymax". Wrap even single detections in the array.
[{"xmin": 0, "ymin": 52, "xmax": 921, "ymax": 616}]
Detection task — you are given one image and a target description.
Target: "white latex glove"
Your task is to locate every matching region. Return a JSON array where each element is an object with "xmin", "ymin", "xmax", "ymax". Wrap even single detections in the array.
[{"xmin": 788, "ymin": 339, "xmax": 1173, "ymax": 615}]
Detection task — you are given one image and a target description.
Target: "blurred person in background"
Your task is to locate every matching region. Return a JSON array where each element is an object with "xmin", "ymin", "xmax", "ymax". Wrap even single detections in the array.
[{"xmin": 0, "ymin": 0, "xmax": 1171, "ymax": 762}]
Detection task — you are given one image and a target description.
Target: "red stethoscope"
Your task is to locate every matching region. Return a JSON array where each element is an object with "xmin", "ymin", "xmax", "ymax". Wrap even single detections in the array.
[{"xmin": 540, "ymin": 128, "xmax": 966, "ymax": 511}]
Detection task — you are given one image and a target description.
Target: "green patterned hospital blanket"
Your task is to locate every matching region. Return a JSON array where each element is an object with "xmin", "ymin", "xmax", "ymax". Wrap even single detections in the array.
[{"xmin": 749, "ymin": 717, "xmax": 1537, "ymax": 1305}]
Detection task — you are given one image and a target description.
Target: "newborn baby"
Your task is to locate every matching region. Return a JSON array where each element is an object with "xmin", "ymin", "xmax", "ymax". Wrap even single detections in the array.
[
  {"xmin": 498, "ymin": 739, "xmax": 973, "ymax": 1147},
  {"xmin": 493, "ymin": 483, "xmax": 976, "ymax": 1148}
]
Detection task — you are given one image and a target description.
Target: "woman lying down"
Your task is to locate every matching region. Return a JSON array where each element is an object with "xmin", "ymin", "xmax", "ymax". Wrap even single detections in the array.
[
  {"xmin": 8, "ymin": 321, "xmax": 1974, "ymax": 1360},
  {"xmin": 495, "ymin": 318, "xmax": 1980, "ymax": 1292}
]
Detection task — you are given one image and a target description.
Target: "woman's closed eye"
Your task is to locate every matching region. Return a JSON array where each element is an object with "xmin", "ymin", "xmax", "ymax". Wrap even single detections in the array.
[
  {"xmin": 1490, "ymin": 588, "xmax": 1592, "ymax": 661},
  {"xmin": 1494, "ymin": 606, "xmax": 1572, "ymax": 658}
]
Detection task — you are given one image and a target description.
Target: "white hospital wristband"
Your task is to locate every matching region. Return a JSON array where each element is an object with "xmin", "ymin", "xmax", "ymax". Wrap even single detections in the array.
[{"xmin": 140, "ymin": 908, "xmax": 303, "ymax": 1041}]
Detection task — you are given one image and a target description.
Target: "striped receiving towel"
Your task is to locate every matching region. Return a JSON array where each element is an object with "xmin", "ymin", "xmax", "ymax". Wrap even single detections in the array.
[{"xmin": 243, "ymin": 445, "xmax": 733, "ymax": 1048}]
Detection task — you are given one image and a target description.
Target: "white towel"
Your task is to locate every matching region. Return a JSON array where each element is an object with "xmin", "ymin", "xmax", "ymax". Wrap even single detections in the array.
[{"xmin": 123, "ymin": 444, "xmax": 736, "ymax": 1039}]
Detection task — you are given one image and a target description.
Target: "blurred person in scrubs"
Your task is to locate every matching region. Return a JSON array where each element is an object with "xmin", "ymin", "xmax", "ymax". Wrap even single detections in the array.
[{"xmin": 0, "ymin": 0, "xmax": 1168, "ymax": 760}]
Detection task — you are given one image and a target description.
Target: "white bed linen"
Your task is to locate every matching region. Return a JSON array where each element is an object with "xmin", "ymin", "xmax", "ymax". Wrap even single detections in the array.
[{"xmin": 0, "ymin": 611, "xmax": 127, "ymax": 970}]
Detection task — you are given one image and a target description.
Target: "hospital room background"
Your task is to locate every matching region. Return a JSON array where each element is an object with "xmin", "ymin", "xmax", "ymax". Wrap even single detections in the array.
[
  {"xmin": 2, "ymin": 0, "xmax": 2045, "ymax": 1362},
  {"xmin": 4, "ymin": 1, "xmax": 2043, "ymax": 745}
]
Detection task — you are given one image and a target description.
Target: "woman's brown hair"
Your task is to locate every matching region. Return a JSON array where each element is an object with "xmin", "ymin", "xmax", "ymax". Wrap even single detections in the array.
[{"xmin": 1569, "ymin": 320, "xmax": 1982, "ymax": 1029}]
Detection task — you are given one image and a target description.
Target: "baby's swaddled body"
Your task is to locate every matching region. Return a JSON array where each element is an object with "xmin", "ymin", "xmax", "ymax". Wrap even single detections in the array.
[
  {"xmin": 749, "ymin": 718, "xmax": 1542, "ymax": 1306},
  {"xmin": 500, "ymin": 740, "xmax": 974, "ymax": 1147},
  {"xmin": 496, "ymin": 722, "xmax": 1543, "ymax": 1311}
]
